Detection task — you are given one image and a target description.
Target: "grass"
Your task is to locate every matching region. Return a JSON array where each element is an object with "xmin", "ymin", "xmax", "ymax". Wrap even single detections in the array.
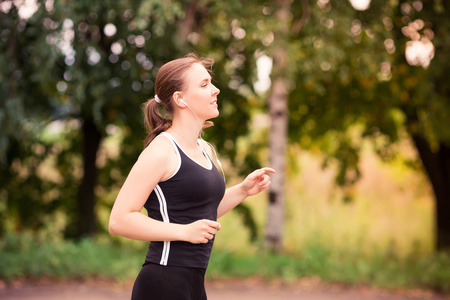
[
  {"xmin": 208, "ymin": 245, "xmax": 450, "ymax": 292},
  {"xmin": 0, "ymin": 233, "xmax": 144, "ymax": 282},
  {"xmin": 209, "ymin": 246, "xmax": 450, "ymax": 291},
  {"xmin": 1, "ymin": 233, "xmax": 449, "ymax": 293}
]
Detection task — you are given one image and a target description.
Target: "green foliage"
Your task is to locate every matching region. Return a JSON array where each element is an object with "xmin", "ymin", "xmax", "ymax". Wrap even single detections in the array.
[
  {"xmin": 0, "ymin": 233, "xmax": 144, "ymax": 281},
  {"xmin": 286, "ymin": 0, "xmax": 450, "ymax": 188},
  {"xmin": 0, "ymin": 0, "xmax": 264, "ymax": 237},
  {"xmin": 0, "ymin": 2, "xmax": 60, "ymax": 158},
  {"xmin": 208, "ymin": 243, "xmax": 450, "ymax": 293},
  {"xmin": 1, "ymin": 229, "xmax": 449, "ymax": 292}
]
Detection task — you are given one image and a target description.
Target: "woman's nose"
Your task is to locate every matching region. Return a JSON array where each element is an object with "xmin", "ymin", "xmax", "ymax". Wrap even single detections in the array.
[{"xmin": 212, "ymin": 84, "xmax": 220, "ymax": 95}]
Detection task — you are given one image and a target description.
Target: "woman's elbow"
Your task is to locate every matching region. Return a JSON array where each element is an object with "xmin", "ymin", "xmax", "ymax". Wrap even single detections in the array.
[{"xmin": 108, "ymin": 216, "xmax": 120, "ymax": 236}]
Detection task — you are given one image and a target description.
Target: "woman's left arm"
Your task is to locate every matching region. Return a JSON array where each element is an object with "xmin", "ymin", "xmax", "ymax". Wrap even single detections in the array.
[{"xmin": 217, "ymin": 167, "xmax": 275, "ymax": 218}]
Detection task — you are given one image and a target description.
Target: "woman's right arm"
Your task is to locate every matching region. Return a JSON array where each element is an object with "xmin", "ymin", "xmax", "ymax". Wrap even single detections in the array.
[{"xmin": 108, "ymin": 138, "xmax": 220, "ymax": 244}]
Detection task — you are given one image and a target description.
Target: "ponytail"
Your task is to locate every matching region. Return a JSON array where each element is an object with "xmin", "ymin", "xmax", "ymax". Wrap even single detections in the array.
[{"xmin": 143, "ymin": 98, "xmax": 172, "ymax": 147}]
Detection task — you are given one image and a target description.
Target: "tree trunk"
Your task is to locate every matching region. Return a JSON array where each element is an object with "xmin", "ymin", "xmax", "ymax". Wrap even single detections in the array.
[
  {"xmin": 412, "ymin": 135, "xmax": 450, "ymax": 251},
  {"xmin": 178, "ymin": 0, "xmax": 199, "ymax": 44},
  {"xmin": 266, "ymin": 77, "xmax": 288, "ymax": 253},
  {"xmin": 265, "ymin": 0, "xmax": 290, "ymax": 253},
  {"xmin": 75, "ymin": 117, "xmax": 102, "ymax": 238}
]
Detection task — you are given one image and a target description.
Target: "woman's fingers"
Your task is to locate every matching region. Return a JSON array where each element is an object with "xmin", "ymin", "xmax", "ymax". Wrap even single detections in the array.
[
  {"xmin": 257, "ymin": 169, "xmax": 274, "ymax": 190},
  {"xmin": 259, "ymin": 167, "xmax": 276, "ymax": 175},
  {"xmin": 186, "ymin": 219, "xmax": 221, "ymax": 244}
]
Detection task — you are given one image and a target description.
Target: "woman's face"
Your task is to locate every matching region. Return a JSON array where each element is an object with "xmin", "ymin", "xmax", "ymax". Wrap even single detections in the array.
[{"xmin": 181, "ymin": 63, "xmax": 220, "ymax": 120}]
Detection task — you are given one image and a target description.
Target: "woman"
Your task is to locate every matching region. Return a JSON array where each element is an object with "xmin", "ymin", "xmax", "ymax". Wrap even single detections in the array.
[{"xmin": 109, "ymin": 53, "xmax": 275, "ymax": 300}]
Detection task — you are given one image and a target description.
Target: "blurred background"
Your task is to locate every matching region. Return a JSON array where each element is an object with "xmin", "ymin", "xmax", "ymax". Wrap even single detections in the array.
[{"xmin": 1, "ymin": 0, "xmax": 449, "ymax": 294}]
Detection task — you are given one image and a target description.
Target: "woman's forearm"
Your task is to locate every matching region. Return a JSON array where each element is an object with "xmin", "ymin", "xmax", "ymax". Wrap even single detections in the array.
[
  {"xmin": 109, "ymin": 211, "xmax": 185, "ymax": 242},
  {"xmin": 109, "ymin": 210, "xmax": 221, "ymax": 244},
  {"xmin": 217, "ymin": 183, "xmax": 248, "ymax": 218}
]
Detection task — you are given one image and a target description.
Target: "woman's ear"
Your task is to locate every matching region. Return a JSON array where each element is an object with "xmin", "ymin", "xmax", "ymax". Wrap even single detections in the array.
[{"xmin": 172, "ymin": 92, "xmax": 186, "ymax": 107}]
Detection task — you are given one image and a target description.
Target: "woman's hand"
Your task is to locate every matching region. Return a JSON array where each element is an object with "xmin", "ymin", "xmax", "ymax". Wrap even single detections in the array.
[
  {"xmin": 217, "ymin": 167, "xmax": 275, "ymax": 219},
  {"xmin": 182, "ymin": 219, "xmax": 222, "ymax": 244},
  {"xmin": 241, "ymin": 167, "xmax": 276, "ymax": 197}
]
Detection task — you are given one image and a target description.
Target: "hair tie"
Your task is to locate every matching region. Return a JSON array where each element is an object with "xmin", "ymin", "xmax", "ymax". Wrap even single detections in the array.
[{"xmin": 154, "ymin": 95, "xmax": 161, "ymax": 103}]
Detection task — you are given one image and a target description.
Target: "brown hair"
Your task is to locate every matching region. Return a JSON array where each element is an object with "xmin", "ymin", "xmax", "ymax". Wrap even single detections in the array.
[{"xmin": 143, "ymin": 53, "xmax": 214, "ymax": 147}]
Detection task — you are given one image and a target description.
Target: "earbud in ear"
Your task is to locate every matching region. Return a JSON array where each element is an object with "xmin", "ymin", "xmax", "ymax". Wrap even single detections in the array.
[{"xmin": 180, "ymin": 99, "xmax": 187, "ymax": 105}]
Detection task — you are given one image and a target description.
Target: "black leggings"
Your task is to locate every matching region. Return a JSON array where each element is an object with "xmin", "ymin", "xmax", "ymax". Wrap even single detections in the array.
[{"xmin": 131, "ymin": 262, "xmax": 207, "ymax": 300}]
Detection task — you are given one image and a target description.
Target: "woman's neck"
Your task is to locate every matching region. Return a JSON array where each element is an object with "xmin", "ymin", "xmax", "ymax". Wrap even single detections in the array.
[{"xmin": 169, "ymin": 120, "xmax": 202, "ymax": 148}]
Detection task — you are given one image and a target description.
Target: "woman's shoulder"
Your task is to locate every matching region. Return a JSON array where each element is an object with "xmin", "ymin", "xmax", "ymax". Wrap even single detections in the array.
[
  {"xmin": 138, "ymin": 136, "xmax": 176, "ymax": 163},
  {"xmin": 140, "ymin": 134, "xmax": 176, "ymax": 160},
  {"xmin": 133, "ymin": 134, "xmax": 178, "ymax": 181}
]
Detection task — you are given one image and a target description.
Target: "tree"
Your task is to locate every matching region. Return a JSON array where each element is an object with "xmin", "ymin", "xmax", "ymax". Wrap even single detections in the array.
[
  {"xmin": 1, "ymin": 0, "xmax": 187, "ymax": 237},
  {"xmin": 286, "ymin": 0, "xmax": 450, "ymax": 250},
  {"xmin": 223, "ymin": 0, "xmax": 450, "ymax": 252},
  {"xmin": 4, "ymin": 0, "xmax": 448, "ymax": 252},
  {"xmin": 0, "ymin": 1, "xmax": 64, "ymax": 232},
  {"xmin": 0, "ymin": 0, "xmax": 264, "ymax": 239},
  {"xmin": 390, "ymin": 0, "xmax": 450, "ymax": 250}
]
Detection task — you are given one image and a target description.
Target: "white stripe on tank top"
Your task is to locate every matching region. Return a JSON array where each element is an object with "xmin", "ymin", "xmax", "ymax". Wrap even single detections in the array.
[{"xmin": 154, "ymin": 184, "xmax": 170, "ymax": 266}]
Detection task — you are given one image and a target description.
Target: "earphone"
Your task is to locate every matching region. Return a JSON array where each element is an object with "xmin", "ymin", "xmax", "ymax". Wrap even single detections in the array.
[{"xmin": 180, "ymin": 98, "xmax": 187, "ymax": 105}]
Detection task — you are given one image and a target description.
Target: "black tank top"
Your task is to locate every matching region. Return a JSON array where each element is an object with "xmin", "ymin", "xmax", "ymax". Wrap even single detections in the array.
[{"xmin": 144, "ymin": 132, "xmax": 226, "ymax": 268}]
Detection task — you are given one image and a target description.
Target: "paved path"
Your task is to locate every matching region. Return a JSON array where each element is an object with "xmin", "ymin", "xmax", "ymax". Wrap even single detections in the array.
[{"xmin": 0, "ymin": 279, "xmax": 449, "ymax": 300}]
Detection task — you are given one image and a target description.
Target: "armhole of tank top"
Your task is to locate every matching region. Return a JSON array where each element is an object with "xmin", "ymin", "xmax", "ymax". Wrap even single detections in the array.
[
  {"xmin": 156, "ymin": 132, "xmax": 181, "ymax": 182},
  {"xmin": 198, "ymin": 139, "xmax": 213, "ymax": 169}
]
